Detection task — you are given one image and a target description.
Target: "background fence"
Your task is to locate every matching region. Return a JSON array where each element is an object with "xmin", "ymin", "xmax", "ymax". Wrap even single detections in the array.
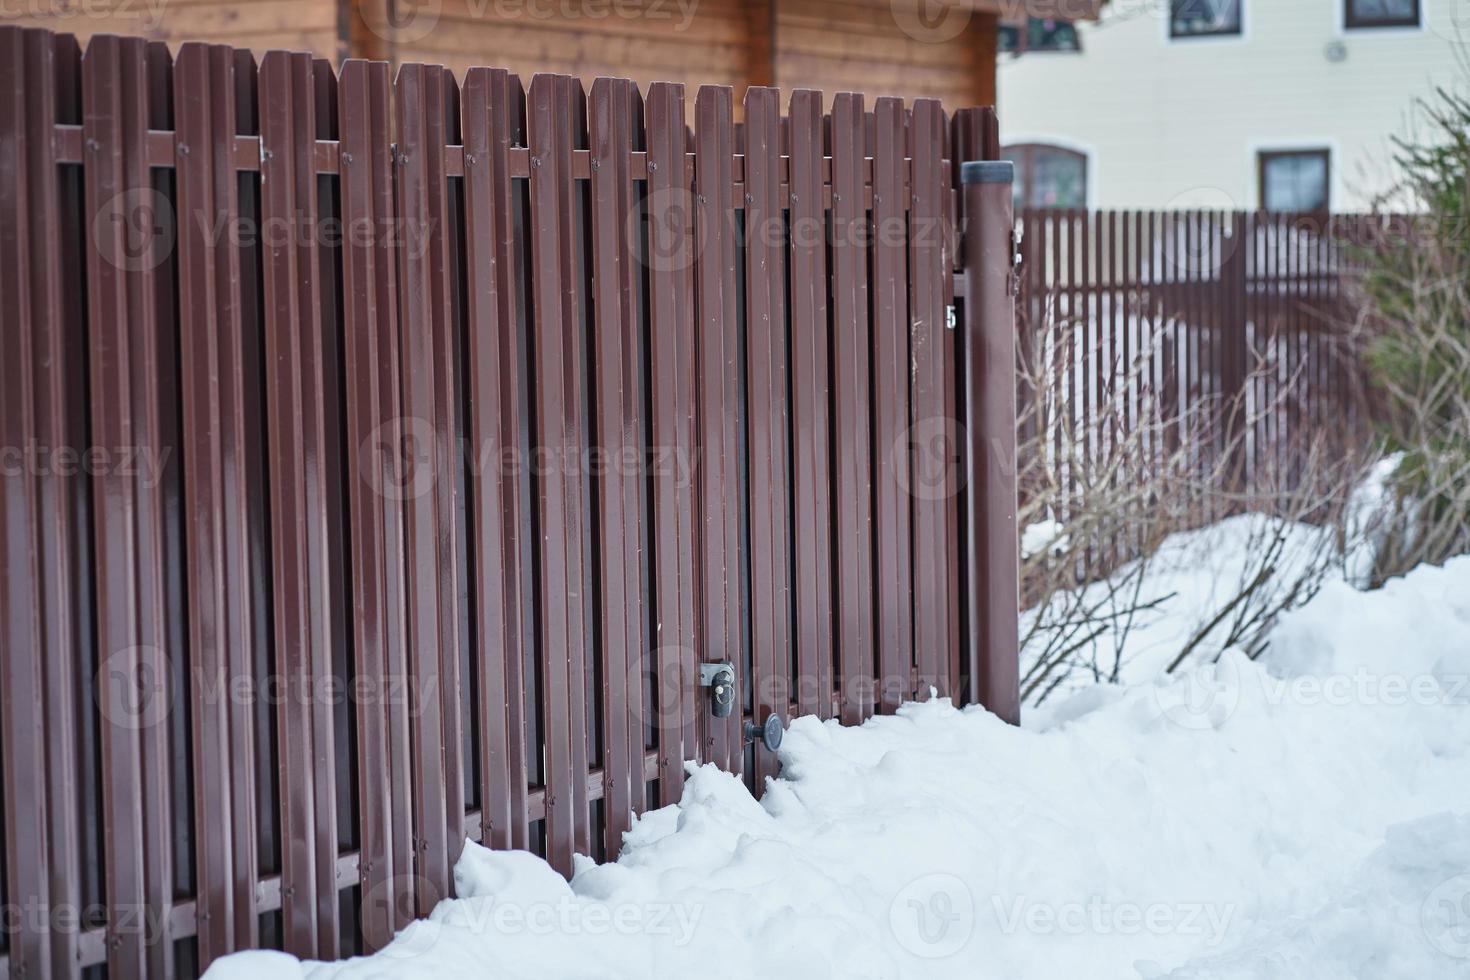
[
  {"xmin": 0, "ymin": 26, "xmax": 1016, "ymax": 980},
  {"xmin": 1014, "ymin": 207, "xmax": 1396, "ymax": 542}
]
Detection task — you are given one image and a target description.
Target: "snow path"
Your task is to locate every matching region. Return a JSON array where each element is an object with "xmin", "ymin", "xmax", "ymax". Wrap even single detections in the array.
[{"xmin": 206, "ymin": 555, "xmax": 1470, "ymax": 980}]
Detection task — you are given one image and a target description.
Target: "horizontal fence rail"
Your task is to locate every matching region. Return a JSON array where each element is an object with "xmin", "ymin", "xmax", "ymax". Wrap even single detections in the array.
[
  {"xmin": 0, "ymin": 26, "xmax": 1017, "ymax": 979},
  {"xmin": 1014, "ymin": 207, "xmax": 1397, "ymax": 565}
]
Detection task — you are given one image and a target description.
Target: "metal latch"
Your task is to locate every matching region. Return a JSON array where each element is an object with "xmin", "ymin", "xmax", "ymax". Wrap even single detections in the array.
[
  {"xmin": 698, "ymin": 661, "xmax": 736, "ymax": 718},
  {"xmin": 1010, "ymin": 221, "xmax": 1024, "ymax": 297}
]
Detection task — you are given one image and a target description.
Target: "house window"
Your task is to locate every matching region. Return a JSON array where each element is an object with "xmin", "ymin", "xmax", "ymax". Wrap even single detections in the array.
[
  {"xmin": 1344, "ymin": 0, "xmax": 1419, "ymax": 28},
  {"xmin": 1259, "ymin": 149, "xmax": 1330, "ymax": 212},
  {"xmin": 1170, "ymin": 0, "xmax": 1242, "ymax": 38},
  {"xmin": 1002, "ymin": 144, "xmax": 1088, "ymax": 210},
  {"xmin": 999, "ymin": 17, "xmax": 1082, "ymax": 55}
]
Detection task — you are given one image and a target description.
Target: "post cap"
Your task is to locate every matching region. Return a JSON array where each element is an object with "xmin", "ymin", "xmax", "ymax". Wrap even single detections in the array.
[{"xmin": 960, "ymin": 160, "xmax": 1015, "ymax": 185}]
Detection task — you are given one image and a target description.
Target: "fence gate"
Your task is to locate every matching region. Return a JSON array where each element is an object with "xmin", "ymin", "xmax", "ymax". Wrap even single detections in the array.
[{"xmin": 0, "ymin": 26, "xmax": 1020, "ymax": 979}]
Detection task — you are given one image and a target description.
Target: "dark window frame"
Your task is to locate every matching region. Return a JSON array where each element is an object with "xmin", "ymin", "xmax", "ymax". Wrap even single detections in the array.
[
  {"xmin": 1257, "ymin": 148, "xmax": 1331, "ymax": 213},
  {"xmin": 1169, "ymin": 0, "xmax": 1244, "ymax": 39},
  {"xmin": 1344, "ymin": 0, "xmax": 1420, "ymax": 29},
  {"xmin": 1004, "ymin": 143, "xmax": 1089, "ymax": 210},
  {"xmin": 1000, "ymin": 17, "xmax": 1083, "ymax": 55}
]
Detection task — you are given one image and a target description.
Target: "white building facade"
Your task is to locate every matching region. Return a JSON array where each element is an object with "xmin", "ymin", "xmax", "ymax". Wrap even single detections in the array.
[{"xmin": 997, "ymin": 0, "xmax": 1466, "ymax": 211}]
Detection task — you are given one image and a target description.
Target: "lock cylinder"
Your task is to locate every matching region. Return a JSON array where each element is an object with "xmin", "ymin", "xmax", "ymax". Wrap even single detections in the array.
[{"xmin": 698, "ymin": 661, "xmax": 736, "ymax": 719}]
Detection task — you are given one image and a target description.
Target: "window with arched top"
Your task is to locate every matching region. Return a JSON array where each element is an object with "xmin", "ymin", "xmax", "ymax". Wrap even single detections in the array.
[{"xmin": 1001, "ymin": 144, "xmax": 1088, "ymax": 210}]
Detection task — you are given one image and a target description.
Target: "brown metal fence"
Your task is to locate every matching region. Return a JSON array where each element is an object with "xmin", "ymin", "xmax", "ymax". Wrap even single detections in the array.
[
  {"xmin": 1014, "ymin": 207, "xmax": 1397, "ymax": 534},
  {"xmin": 0, "ymin": 26, "xmax": 1020, "ymax": 979}
]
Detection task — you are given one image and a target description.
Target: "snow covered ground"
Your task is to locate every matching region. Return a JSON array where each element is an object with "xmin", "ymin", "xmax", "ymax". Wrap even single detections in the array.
[
  {"xmin": 1019, "ymin": 456, "xmax": 1401, "ymax": 709},
  {"xmin": 206, "ymin": 533, "xmax": 1470, "ymax": 980}
]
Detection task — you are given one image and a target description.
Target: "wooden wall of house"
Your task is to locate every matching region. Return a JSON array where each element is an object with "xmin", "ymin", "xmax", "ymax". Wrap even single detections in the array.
[
  {"xmin": 360, "ymin": 0, "xmax": 998, "ymax": 113},
  {"xmin": 775, "ymin": 0, "xmax": 997, "ymax": 111},
  {"xmin": 364, "ymin": 0, "xmax": 760, "ymax": 97},
  {"xmin": 6, "ymin": 0, "xmax": 345, "ymax": 62},
  {"xmin": 4, "ymin": 0, "xmax": 1002, "ymax": 113}
]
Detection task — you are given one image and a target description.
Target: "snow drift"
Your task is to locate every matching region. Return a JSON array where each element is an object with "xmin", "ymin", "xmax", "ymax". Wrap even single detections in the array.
[{"xmin": 205, "ymin": 552, "xmax": 1470, "ymax": 980}]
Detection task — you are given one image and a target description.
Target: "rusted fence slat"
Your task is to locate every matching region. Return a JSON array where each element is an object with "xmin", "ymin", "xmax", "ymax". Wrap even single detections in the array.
[
  {"xmin": 871, "ymin": 96, "xmax": 913, "ymax": 714},
  {"xmin": 338, "ymin": 57, "xmax": 414, "ymax": 950},
  {"xmin": 259, "ymin": 49, "xmax": 342, "ymax": 958},
  {"xmin": 588, "ymin": 75, "xmax": 647, "ymax": 852},
  {"xmin": 527, "ymin": 73, "xmax": 593, "ymax": 875},
  {"xmin": 81, "ymin": 33, "xmax": 179, "ymax": 980},
  {"xmin": 0, "ymin": 25, "xmax": 85, "ymax": 980},
  {"xmin": 787, "ymin": 89, "xmax": 834, "ymax": 720},
  {"xmin": 694, "ymin": 85, "xmax": 743, "ymax": 771},
  {"xmin": 461, "ymin": 66, "xmax": 533, "ymax": 858},
  {"xmin": 741, "ymin": 85, "xmax": 791, "ymax": 783},
  {"xmin": 394, "ymin": 61, "xmax": 466, "ymax": 910},
  {"xmin": 645, "ymin": 81, "xmax": 699, "ymax": 806},
  {"xmin": 175, "ymin": 40, "xmax": 263, "ymax": 968},
  {"xmin": 830, "ymin": 91, "xmax": 875, "ymax": 724}
]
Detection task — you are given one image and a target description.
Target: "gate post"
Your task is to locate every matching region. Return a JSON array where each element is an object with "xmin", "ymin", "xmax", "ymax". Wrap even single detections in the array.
[
  {"xmin": 1221, "ymin": 210, "xmax": 1251, "ymax": 497},
  {"xmin": 961, "ymin": 160, "xmax": 1021, "ymax": 725}
]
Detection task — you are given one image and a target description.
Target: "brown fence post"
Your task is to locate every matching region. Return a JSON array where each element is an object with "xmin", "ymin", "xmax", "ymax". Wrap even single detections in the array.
[
  {"xmin": 1221, "ymin": 210, "xmax": 1251, "ymax": 494},
  {"xmin": 0, "ymin": 25, "xmax": 86, "ymax": 980},
  {"xmin": 961, "ymin": 160, "xmax": 1021, "ymax": 725}
]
